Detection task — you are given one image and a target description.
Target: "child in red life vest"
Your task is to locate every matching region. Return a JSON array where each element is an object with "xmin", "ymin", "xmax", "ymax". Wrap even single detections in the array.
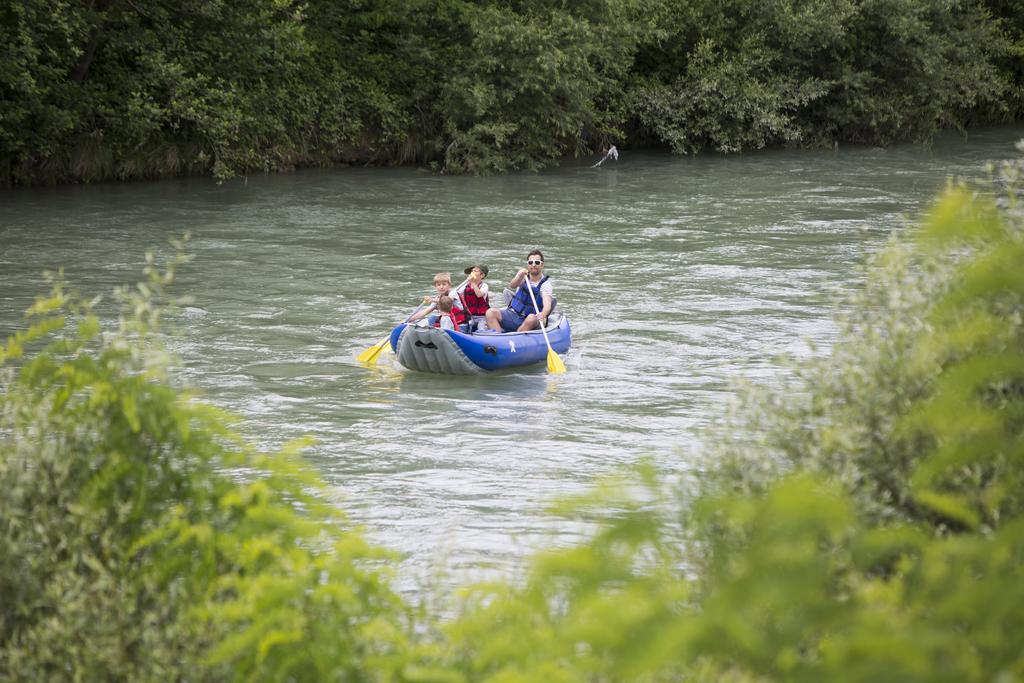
[
  {"xmin": 435, "ymin": 296, "xmax": 458, "ymax": 330},
  {"xmin": 455, "ymin": 264, "xmax": 491, "ymax": 332}
]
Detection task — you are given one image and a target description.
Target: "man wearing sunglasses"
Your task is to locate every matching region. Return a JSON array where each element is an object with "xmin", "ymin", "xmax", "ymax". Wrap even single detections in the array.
[{"xmin": 485, "ymin": 249, "xmax": 555, "ymax": 332}]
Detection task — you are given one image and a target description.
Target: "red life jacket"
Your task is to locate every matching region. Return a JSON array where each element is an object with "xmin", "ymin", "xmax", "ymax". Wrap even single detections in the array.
[
  {"xmin": 434, "ymin": 311, "xmax": 457, "ymax": 329},
  {"xmin": 459, "ymin": 284, "xmax": 490, "ymax": 316},
  {"xmin": 433, "ymin": 299, "xmax": 467, "ymax": 328}
]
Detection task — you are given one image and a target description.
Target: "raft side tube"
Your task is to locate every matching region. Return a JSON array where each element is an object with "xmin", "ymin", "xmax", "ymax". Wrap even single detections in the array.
[
  {"xmin": 394, "ymin": 325, "xmax": 484, "ymax": 375},
  {"xmin": 449, "ymin": 316, "xmax": 570, "ymax": 371}
]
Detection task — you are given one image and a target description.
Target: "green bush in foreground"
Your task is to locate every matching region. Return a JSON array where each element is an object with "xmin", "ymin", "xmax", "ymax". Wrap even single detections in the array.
[
  {"xmin": 0, "ymin": 246, "xmax": 414, "ymax": 680},
  {"xmin": 3, "ymin": 154, "xmax": 1024, "ymax": 680},
  {"xmin": 426, "ymin": 153, "xmax": 1024, "ymax": 681}
]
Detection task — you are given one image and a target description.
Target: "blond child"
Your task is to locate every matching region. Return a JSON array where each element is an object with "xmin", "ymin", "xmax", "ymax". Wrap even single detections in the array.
[{"xmin": 408, "ymin": 272, "xmax": 467, "ymax": 327}]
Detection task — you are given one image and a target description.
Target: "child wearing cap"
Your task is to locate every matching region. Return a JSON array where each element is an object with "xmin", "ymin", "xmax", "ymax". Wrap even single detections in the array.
[{"xmin": 456, "ymin": 265, "xmax": 491, "ymax": 332}]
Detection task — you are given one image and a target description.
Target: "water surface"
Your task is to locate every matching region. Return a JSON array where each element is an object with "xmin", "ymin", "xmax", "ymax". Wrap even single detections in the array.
[{"xmin": 2, "ymin": 125, "xmax": 1022, "ymax": 587}]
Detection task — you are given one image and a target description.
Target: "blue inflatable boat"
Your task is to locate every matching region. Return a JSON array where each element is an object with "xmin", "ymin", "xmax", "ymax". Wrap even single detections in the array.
[{"xmin": 388, "ymin": 313, "xmax": 571, "ymax": 374}]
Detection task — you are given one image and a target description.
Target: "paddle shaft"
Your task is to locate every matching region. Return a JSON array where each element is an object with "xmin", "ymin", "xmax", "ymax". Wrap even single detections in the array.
[
  {"xmin": 523, "ymin": 275, "xmax": 558, "ymax": 354},
  {"xmin": 450, "ymin": 277, "xmax": 471, "ymax": 311}
]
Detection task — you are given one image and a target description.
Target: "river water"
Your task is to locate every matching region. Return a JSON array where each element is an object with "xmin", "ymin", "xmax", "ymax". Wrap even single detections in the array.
[{"xmin": 2, "ymin": 125, "xmax": 1022, "ymax": 589}]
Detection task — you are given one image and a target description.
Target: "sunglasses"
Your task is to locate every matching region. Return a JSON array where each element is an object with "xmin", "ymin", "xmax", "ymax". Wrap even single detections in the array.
[{"xmin": 527, "ymin": 260, "xmax": 543, "ymax": 265}]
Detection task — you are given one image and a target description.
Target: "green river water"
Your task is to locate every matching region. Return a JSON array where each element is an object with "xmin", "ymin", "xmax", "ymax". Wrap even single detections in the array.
[{"xmin": 2, "ymin": 124, "xmax": 1023, "ymax": 589}]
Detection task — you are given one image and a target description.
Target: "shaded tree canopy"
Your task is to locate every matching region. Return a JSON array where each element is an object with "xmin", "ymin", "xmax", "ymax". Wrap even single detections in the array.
[{"xmin": 1, "ymin": 0, "xmax": 1023, "ymax": 178}]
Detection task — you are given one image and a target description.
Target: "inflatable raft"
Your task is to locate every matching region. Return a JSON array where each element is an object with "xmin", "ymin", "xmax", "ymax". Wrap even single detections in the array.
[{"xmin": 388, "ymin": 313, "xmax": 571, "ymax": 374}]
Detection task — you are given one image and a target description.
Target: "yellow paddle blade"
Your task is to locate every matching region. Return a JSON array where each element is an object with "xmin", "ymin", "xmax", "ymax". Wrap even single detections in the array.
[
  {"xmin": 357, "ymin": 337, "xmax": 390, "ymax": 365},
  {"xmin": 547, "ymin": 348, "xmax": 567, "ymax": 374}
]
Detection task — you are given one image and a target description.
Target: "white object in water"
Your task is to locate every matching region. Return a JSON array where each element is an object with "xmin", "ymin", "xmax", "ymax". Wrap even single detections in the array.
[{"xmin": 591, "ymin": 145, "xmax": 619, "ymax": 168}]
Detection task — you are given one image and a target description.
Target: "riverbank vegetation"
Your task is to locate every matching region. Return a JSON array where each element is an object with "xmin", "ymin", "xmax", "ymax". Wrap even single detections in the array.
[
  {"xmin": 3, "ymin": 144, "xmax": 1023, "ymax": 677},
  {"xmin": 2, "ymin": 0, "xmax": 1023, "ymax": 185}
]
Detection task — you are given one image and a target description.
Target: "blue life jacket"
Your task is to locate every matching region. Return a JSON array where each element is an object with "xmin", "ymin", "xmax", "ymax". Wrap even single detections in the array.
[{"xmin": 508, "ymin": 275, "xmax": 550, "ymax": 317}]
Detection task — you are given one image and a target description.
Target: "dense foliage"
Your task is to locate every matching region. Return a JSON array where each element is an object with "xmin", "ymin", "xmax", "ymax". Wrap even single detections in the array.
[
  {"xmin": 3, "ymin": 153, "xmax": 1024, "ymax": 678},
  {"xmin": 426, "ymin": 157, "xmax": 1024, "ymax": 681},
  {"xmin": 2, "ymin": 0, "xmax": 1023, "ymax": 184},
  {"xmin": 0, "ymin": 247, "xmax": 414, "ymax": 680}
]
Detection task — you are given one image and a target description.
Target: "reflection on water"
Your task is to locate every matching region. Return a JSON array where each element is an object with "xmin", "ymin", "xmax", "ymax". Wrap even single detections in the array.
[{"xmin": 2, "ymin": 124, "xmax": 1023, "ymax": 589}]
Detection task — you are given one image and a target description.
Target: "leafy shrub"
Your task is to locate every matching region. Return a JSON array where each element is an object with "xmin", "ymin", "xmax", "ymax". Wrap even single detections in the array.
[
  {"xmin": 706, "ymin": 157, "xmax": 1024, "ymax": 534},
  {"xmin": 631, "ymin": 37, "xmax": 829, "ymax": 154},
  {"xmin": 6, "ymin": 0, "xmax": 1019, "ymax": 183},
  {"xmin": 807, "ymin": 0, "xmax": 1011, "ymax": 144},
  {"xmin": 439, "ymin": 2, "xmax": 640, "ymax": 173},
  {"xmin": 0, "ymin": 243, "xmax": 413, "ymax": 680},
  {"xmin": 425, "ymin": 145, "xmax": 1024, "ymax": 681}
]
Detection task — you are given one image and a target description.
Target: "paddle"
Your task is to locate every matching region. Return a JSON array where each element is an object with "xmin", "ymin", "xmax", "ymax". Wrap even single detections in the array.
[
  {"xmin": 523, "ymin": 276, "xmax": 567, "ymax": 374},
  {"xmin": 357, "ymin": 277, "xmax": 470, "ymax": 366},
  {"xmin": 357, "ymin": 302, "xmax": 426, "ymax": 366}
]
